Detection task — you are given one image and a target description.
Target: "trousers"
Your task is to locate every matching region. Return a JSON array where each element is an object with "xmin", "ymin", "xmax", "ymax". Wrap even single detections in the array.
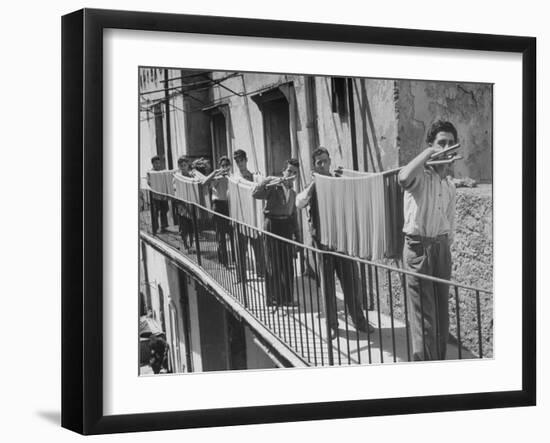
[
  {"xmin": 264, "ymin": 218, "xmax": 295, "ymax": 306},
  {"xmin": 151, "ymin": 198, "xmax": 169, "ymax": 232},
  {"xmin": 316, "ymin": 242, "xmax": 367, "ymax": 331},
  {"xmin": 212, "ymin": 200, "xmax": 235, "ymax": 266},
  {"xmin": 179, "ymin": 213, "xmax": 194, "ymax": 249},
  {"xmin": 403, "ymin": 234, "xmax": 452, "ymax": 361},
  {"xmin": 235, "ymin": 230, "xmax": 265, "ymax": 282}
]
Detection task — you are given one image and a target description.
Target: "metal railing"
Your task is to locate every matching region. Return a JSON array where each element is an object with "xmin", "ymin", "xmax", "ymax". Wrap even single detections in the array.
[{"xmin": 139, "ymin": 188, "xmax": 493, "ymax": 366}]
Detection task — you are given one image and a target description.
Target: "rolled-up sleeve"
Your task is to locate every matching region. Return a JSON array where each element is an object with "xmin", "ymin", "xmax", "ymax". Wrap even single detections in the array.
[
  {"xmin": 252, "ymin": 183, "xmax": 269, "ymax": 200},
  {"xmin": 296, "ymin": 185, "xmax": 313, "ymax": 209}
]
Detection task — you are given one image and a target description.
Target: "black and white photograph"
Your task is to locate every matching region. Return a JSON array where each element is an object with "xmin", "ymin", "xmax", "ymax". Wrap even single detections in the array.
[
  {"xmin": 138, "ymin": 68, "xmax": 493, "ymax": 374},
  {"xmin": 1, "ymin": 0, "xmax": 545, "ymax": 439}
]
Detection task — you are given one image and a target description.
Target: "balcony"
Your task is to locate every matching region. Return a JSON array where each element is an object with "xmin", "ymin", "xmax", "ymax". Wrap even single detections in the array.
[{"xmin": 139, "ymin": 189, "xmax": 492, "ymax": 367}]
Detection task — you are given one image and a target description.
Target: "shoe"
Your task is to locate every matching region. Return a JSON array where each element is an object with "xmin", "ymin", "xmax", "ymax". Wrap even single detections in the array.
[{"xmin": 356, "ymin": 322, "xmax": 375, "ymax": 334}]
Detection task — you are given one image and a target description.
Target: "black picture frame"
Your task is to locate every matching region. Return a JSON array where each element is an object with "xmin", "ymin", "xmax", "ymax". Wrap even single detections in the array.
[{"xmin": 61, "ymin": 8, "xmax": 536, "ymax": 435}]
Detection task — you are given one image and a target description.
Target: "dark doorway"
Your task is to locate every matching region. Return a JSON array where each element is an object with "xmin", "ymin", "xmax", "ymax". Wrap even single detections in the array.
[
  {"xmin": 196, "ymin": 287, "xmax": 229, "ymax": 371},
  {"xmin": 261, "ymin": 98, "xmax": 292, "ymax": 176},
  {"xmin": 210, "ymin": 111, "xmax": 228, "ymax": 167},
  {"xmin": 177, "ymin": 271, "xmax": 194, "ymax": 372},
  {"xmin": 153, "ymin": 103, "xmax": 166, "ymax": 165},
  {"xmin": 226, "ymin": 313, "xmax": 247, "ymax": 370}
]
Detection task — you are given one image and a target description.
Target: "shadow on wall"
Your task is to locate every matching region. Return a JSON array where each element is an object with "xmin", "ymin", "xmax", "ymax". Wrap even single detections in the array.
[{"xmin": 356, "ymin": 79, "xmax": 384, "ymax": 172}]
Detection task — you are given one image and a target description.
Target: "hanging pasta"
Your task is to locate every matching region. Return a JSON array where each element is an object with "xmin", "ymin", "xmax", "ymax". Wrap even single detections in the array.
[
  {"xmin": 173, "ymin": 174, "xmax": 204, "ymax": 205},
  {"xmin": 314, "ymin": 170, "xmax": 388, "ymax": 260},
  {"xmin": 147, "ymin": 170, "xmax": 174, "ymax": 196},
  {"xmin": 228, "ymin": 176, "xmax": 264, "ymax": 229}
]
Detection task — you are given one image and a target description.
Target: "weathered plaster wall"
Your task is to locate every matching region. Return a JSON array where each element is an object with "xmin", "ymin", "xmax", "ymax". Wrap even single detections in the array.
[
  {"xmin": 315, "ymin": 76, "xmax": 353, "ymax": 170},
  {"xmin": 315, "ymin": 77, "xmax": 398, "ymax": 173},
  {"xmin": 210, "ymin": 74, "xmax": 399, "ymax": 180},
  {"xmin": 211, "ymin": 72, "xmax": 287, "ymax": 174},
  {"xmin": 141, "ymin": 71, "xmax": 493, "ymax": 184},
  {"xmin": 354, "ymin": 79, "xmax": 399, "ymax": 171},
  {"xmin": 397, "ymin": 80, "xmax": 492, "ymax": 182}
]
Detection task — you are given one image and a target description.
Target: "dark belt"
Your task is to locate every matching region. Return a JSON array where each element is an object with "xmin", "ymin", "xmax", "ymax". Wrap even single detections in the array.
[
  {"xmin": 265, "ymin": 214, "xmax": 291, "ymax": 221},
  {"xmin": 405, "ymin": 233, "xmax": 448, "ymax": 243}
]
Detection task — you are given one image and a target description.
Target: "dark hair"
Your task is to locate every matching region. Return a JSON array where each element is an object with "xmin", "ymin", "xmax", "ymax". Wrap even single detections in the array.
[
  {"xmin": 192, "ymin": 157, "xmax": 209, "ymax": 175},
  {"xmin": 426, "ymin": 120, "xmax": 458, "ymax": 144},
  {"xmin": 218, "ymin": 156, "xmax": 231, "ymax": 167},
  {"xmin": 286, "ymin": 158, "xmax": 300, "ymax": 169},
  {"xmin": 233, "ymin": 149, "xmax": 247, "ymax": 160},
  {"xmin": 311, "ymin": 146, "xmax": 330, "ymax": 162},
  {"xmin": 177, "ymin": 155, "xmax": 191, "ymax": 165},
  {"xmin": 151, "ymin": 155, "xmax": 161, "ymax": 164}
]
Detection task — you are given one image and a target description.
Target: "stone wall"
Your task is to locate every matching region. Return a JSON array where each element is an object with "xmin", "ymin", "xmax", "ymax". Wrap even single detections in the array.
[
  {"xmin": 450, "ymin": 184, "xmax": 493, "ymax": 357},
  {"xmin": 451, "ymin": 185, "xmax": 493, "ymax": 290},
  {"xmin": 397, "ymin": 80, "xmax": 493, "ymax": 183}
]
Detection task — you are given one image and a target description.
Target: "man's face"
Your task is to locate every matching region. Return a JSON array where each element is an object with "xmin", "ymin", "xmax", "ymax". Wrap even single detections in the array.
[
  {"xmin": 313, "ymin": 152, "xmax": 331, "ymax": 175},
  {"xmin": 430, "ymin": 131, "xmax": 456, "ymax": 153},
  {"xmin": 430, "ymin": 131, "xmax": 456, "ymax": 174},
  {"xmin": 152, "ymin": 159, "xmax": 162, "ymax": 171},
  {"xmin": 283, "ymin": 164, "xmax": 299, "ymax": 179},
  {"xmin": 234, "ymin": 156, "xmax": 247, "ymax": 171},
  {"xmin": 178, "ymin": 161, "xmax": 190, "ymax": 173},
  {"xmin": 220, "ymin": 160, "xmax": 231, "ymax": 171}
]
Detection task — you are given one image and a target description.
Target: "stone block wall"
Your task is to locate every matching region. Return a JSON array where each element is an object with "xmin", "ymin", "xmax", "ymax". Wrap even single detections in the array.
[{"xmin": 450, "ymin": 184, "xmax": 493, "ymax": 357}]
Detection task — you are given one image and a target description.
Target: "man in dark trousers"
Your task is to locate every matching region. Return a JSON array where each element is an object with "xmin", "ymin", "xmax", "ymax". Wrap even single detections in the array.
[
  {"xmin": 233, "ymin": 149, "xmax": 265, "ymax": 282},
  {"xmin": 147, "ymin": 155, "xmax": 169, "ymax": 234},
  {"xmin": 202, "ymin": 156, "xmax": 234, "ymax": 266},
  {"xmin": 253, "ymin": 159, "xmax": 300, "ymax": 308},
  {"xmin": 173, "ymin": 155, "xmax": 198, "ymax": 250},
  {"xmin": 398, "ymin": 119, "xmax": 457, "ymax": 361},
  {"xmin": 296, "ymin": 147, "xmax": 373, "ymax": 338}
]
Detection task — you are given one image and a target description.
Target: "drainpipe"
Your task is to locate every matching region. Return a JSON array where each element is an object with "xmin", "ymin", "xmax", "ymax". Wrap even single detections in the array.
[
  {"xmin": 347, "ymin": 77, "xmax": 359, "ymax": 170},
  {"xmin": 164, "ymin": 69, "xmax": 174, "ymax": 170}
]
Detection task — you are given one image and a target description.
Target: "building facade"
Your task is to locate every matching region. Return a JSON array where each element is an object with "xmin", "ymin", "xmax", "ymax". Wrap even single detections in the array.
[{"xmin": 139, "ymin": 68, "xmax": 492, "ymax": 183}]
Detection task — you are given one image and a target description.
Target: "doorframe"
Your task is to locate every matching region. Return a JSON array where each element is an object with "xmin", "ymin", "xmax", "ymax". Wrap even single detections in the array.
[
  {"xmin": 251, "ymin": 83, "xmax": 295, "ymax": 177},
  {"xmin": 203, "ymin": 103, "xmax": 232, "ymax": 166}
]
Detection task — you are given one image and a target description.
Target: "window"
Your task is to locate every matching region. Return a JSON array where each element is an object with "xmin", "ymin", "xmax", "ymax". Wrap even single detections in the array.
[{"xmin": 331, "ymin": 77, "xmax": 348, "ymax": 118}]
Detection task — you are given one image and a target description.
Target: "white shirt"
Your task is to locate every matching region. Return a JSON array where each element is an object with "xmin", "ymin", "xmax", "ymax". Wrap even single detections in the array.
[
  {"xmin": 402, "ymin": 168, "xmax": 456, "ymax": 243},
  {"xmin": 296, "ymin": 183, "xmax": 314, "ymax": 210}
]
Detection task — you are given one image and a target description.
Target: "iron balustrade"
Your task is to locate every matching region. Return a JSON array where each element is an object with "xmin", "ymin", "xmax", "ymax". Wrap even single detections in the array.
[{"xmin": 140, "ymin": 188, "xmax": 493, "ymax": 366}]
